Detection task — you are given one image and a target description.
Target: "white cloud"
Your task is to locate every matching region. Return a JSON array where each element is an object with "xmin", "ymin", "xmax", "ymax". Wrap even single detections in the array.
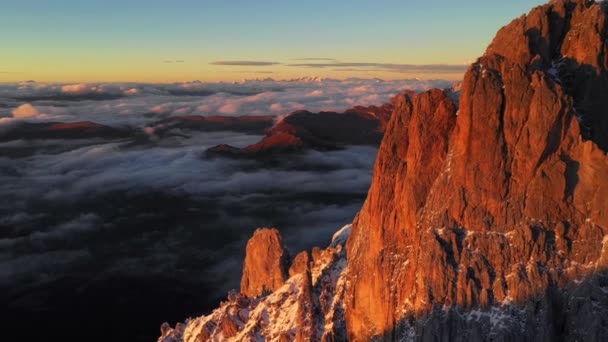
[
  {"xmin": 307, "ymin": 90, "xmax": 324, "ymax": 97},
  {"xmin": 12, "ymin": 103, "xmax": 40, "ymax": 118},
  {"xmin": 124, "ymin": 88, "xmax": 140, "ymax": 95},
  {"xmin": 217, "ymin": 102, "xmax": 241, "ymax": 115},
  {"xmin": 0, "ymin": 77, "xmax": 460, "ymax": 333},
  {"xmin": 0, "ymin": 78, "xmax": 455, "ymax": 127},
  {"xmin": 269, "ymin": 103, "xmax": 284, "ymax": 112},
  {"xmin": 61, "ymin": 83, "xmax": 97, "ymax": 94}
]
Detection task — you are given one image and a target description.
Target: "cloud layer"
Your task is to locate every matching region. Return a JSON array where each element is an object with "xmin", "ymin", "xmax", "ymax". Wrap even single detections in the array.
[
  {"xmin": 291, "ymin": 58, "xmax": 337, "ymax": 61},
  {"xmin": 11, "ymin": 104, "xmax": 40, "ymax": 118},
  {"xmin": 0, "ymin": 77, "xmax": 455, "ymax": 341},
  {"xmin": 0, "ymin": 78, "xmax": 453, "ymax": 127},
  {"xmin": 0, "ymin": 133, "xmax": 377, "ymax": 327},
  {"xmin": 210, "ymin": 61, "xmax": 281, "ymax": 66},
  {"xmin": 288, "ymin": 62, "xmax": 469, "ymax": 74},
  {"xmin": 205, "ymin": 59, "xmax": 467, "ymax": 75}
]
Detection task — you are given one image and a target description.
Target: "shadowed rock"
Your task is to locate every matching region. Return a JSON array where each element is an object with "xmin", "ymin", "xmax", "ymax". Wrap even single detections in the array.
[
  {"xmin": 206, "ymin": 103, "xmax": 394, "ymax": 158},
  {"xmin": 0, "ymin": 121, "xmax": 132, "ymax": 141},
  {"xmin": 146, "ymin": 115, "xmax": 275, "ymax": 136}
]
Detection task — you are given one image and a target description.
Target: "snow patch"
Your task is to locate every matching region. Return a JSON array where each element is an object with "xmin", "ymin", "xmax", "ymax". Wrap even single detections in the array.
[
  {"xmin": 331, "ymin": 224, "xmax": 351, "ymax": 248},
  {"xmin": 182, "ymin": 224, "xmax": 350, "ymax": 342}
]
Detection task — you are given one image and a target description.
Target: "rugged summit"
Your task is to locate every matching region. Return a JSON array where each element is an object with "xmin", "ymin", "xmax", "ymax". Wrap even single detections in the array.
[
  {"xmin": 240, "ymin": 228, "xmax": 290, "ymax": 297},
  {"xmin": 179, "ymin": 1, "xmax": 608, "ymax": 341},
  {"xmin": 347, "ymin": 0, "xmax": 608, "ymax": 340},
  {"xmin": 184, "ymin": 226, "xmax": 351, "ymax": 341},
  {"xmin": 206, "ymin": 103, "xmax": 394, "ymax": 157}
]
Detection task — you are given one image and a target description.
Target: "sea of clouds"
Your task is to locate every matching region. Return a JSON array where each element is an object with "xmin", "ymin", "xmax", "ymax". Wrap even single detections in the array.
[
  {"xmin": 0, "ymin": 78, "xmax": 452, "ymax": 126},
  {"xmin": 0, "ymin": 77, "xmax": 455, "ymax": 340}
]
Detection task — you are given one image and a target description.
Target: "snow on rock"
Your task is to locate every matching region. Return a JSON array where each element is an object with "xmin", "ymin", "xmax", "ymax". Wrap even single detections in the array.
[
  {"xmin": 330, "ymin": 224, "xmax": 351, "ymax": 248},
  {"xmin": 182, "ymin": 225, "xmax": 350, "ymax": 342},
  {"xmin": 183, "ymin": 276, "xmax": 309, "ymax": 341}
]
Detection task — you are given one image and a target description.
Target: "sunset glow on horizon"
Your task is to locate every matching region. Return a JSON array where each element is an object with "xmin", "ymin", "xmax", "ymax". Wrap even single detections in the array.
[{"xmin": 1, "ymin": 0, "xmax": 547, "ymax": 83}]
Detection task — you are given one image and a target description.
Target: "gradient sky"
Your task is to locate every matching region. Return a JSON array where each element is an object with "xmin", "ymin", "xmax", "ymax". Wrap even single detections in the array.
[{"xmin": 1, "ymin": 0, "xmax": 547, "ymax": 83}]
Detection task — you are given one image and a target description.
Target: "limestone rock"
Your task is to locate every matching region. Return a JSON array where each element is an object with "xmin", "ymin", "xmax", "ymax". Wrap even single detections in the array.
[
  {"xmin": 345, "ymin": 0, "xmax": 608, "ymax": 340},
  {"xmin": 289, "ymin": 250, "xmax": 311, "ymax": 277},
  {"xmin": 179, "ymin": 2, "xmax": 608, "ymax": 341},
  {"xmin": 240, "ymin": 228, "xmax": 290, "ymax": 297}
]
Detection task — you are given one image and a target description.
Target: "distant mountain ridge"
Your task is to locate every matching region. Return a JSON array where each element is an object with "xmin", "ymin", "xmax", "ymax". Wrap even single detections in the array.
[{"xmin": 206, "ymin": 103, "xmax": 395, "ymax": 158}]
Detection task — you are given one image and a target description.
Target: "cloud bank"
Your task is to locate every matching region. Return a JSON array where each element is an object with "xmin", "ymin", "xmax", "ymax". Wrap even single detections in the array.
[
  {"xmin": 291, "ymin": 58, "xmax": 337, "ymax": 61},
  {"xmin": 11, "ymin": 104, "xmax": 40, "ymax": 118},
  {"xmin": 288, "ymin": 62, "xmax": 469, "ymax": 74},
  {"xmin": 0, "ymin": 77, "xmax": 456, "ymax": 341},
  {"xmin": 0, "ymin": 78, "xmax": 454, "ymax": 126},
  {"xmin": 206, "ymin": 58, "xmax": 467, "ymax": 75},
  {"xmin": 210, "ymin": 61, "xmax": 282, "ymax": 66}
]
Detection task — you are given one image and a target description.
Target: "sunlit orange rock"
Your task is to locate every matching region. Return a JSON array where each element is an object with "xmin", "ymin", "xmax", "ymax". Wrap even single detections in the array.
[
  {"xmin": 289, "ymin": 250, "xmax": 311, "ymax": 277},
  {"xmin": 206, "ymin": 103, "xmax": 394, "ymax": 157},
  {"xmin": 182, "ymin": 2, "xmax": 608, "ymax": 341},
  {"xmin": 345, "ymin": 0, "xmax": 608, "ymax": 339},
  {"xmin": 240, "ymin": 228, "xmax": 290, "ymax": 297}
]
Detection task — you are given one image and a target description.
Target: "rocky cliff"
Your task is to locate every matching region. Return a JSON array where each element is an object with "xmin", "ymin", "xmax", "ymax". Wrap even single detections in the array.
[
  {"xmin": 179, "ymin": 1, "xmax": 608, "ymax": 341},
  {"xmin": 347, "ymin": 0, "xmax": 608, "ymax": 340},
  {"xmin": 184, "ymin": 226, "xmax": 352, "ymax": 341},
  {"xmin": 240, "ymin": 228, "xmax": 290, "ymax": 297}
]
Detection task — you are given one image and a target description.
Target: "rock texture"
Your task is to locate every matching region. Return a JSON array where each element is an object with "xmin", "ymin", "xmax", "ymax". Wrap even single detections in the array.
[
  {"xmin": 176, "ymin": 1, "xmax": 608, "ymax": 341},
  {"xmin": 240, "ymin": 228, "xmax": 290, "ymax": 297},
  {"xmin": 346, "ymin": 0, "xmax": 608, "ymax": 340},
  {"xmin": 289, "ymin": 250, "xmax": 311, "ymax": 277},
  {"xmin": 184, "ymin": 226, "xmax": 352, "ymax": 342}
]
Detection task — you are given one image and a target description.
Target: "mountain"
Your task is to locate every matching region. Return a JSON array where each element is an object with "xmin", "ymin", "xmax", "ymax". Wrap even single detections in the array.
[
  {"xmin": 176, "ymin": 1, "xmax": 608, "ymax": 341},
  {"xmin": 284, "ymin": 76, "xmax": 337, "ymax": 83},
  {"xmin": 0, "ymin": 116, "xmax": 275, "ymax": 143},
  {"xmin": 144, "ymin": 115, "xmax": 275, "ymax": 136},
  {"xmin": 206, "ymin": 103, "xmax": 394, "ymax": 157},
  {"xmin": 0, "ymin": 121, "xmax": 132, "ymax": 141},
  {"xmin": 183, "ymin": 225, "xmax": 351, "ymax": 341},
  {"xmin": 240, "ymin": 228, "xmax": 290, "ymax": 297}
]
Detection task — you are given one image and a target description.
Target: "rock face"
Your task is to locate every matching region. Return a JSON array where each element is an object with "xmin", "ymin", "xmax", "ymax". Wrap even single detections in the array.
[
  {"xmin": 184, "ymin": 226, "xmax": 352, "ymax": 342},
  {"xmin": 487, "ymin": 0, "xmax": 608, "ymax": 151},
  {"xmin": 289, "ymin": 250, "xmax": 311, "ymax": 277},
  {"xmin": 176, "ymin": 1, "xmax": 608, "ymax": 341},
  {"xmin": 346, "ymin": 0, "xmax": 608, "ymax": 340},
  {"xmin": 345, "ymin": 88, "xmax": 458, "ymax": 339},
  {"xmin": 240, "ymin": 228, "xmax": 290, "ymax": 297}
]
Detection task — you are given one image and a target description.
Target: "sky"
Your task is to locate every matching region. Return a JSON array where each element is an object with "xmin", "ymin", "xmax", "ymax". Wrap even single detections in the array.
[{"xmin": 0, "ymin": 0, "xmax": 547, "ymax": 83}]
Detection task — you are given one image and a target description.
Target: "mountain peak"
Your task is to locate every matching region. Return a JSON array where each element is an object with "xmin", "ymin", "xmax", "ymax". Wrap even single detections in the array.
[
  {"xmin": 240, "ymin": 228, "xmax": 290, "ymax": 297},
  {"xmin": 486, "ymin": 0, "xmax": 608, "ymax": 150},
  {"xmin": 346, "ymin": 0, "xmax": 608, "ymax": 339},
  {"xmin": 173, "ymin": 1, "xmax": 608, "ymax": 340}
]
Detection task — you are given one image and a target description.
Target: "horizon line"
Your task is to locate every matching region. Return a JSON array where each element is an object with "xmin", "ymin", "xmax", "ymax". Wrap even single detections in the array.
[{"xmin": 0, "ymin": 75, "xmax": 466, "ymax": 85}]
